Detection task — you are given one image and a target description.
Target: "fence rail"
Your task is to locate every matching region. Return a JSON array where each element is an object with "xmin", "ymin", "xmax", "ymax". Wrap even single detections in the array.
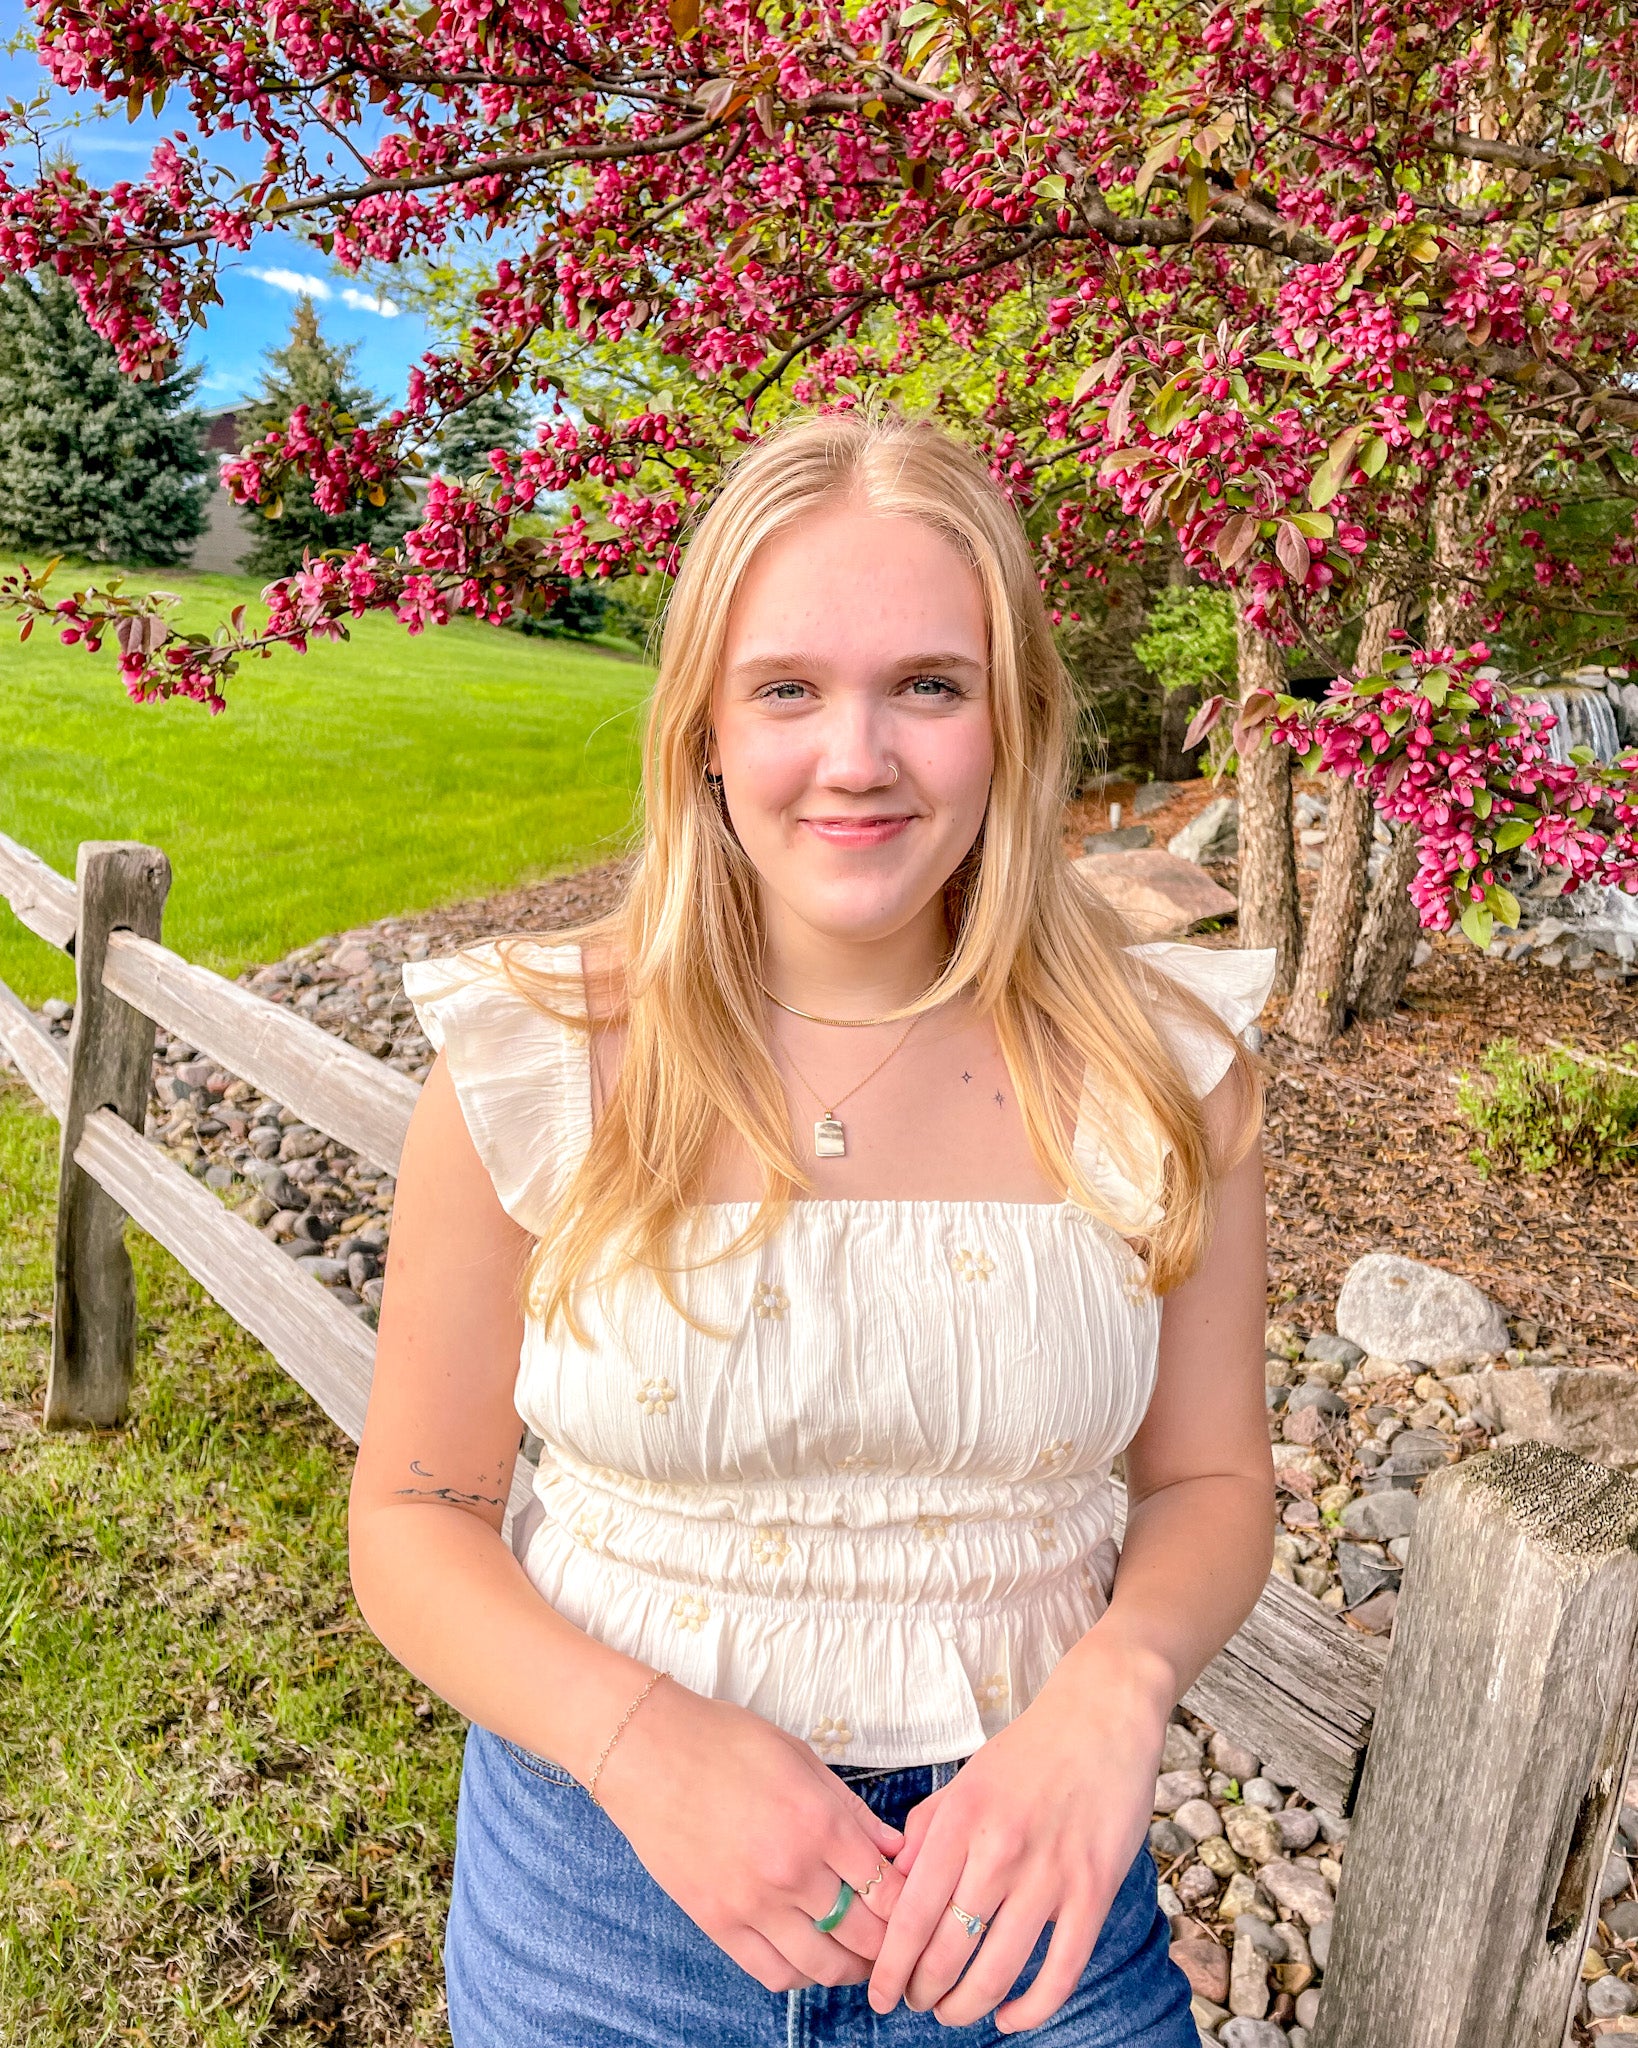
[{"xmin": 2, "ymin": 823, "xmax": 1634, "ymax": 2048}]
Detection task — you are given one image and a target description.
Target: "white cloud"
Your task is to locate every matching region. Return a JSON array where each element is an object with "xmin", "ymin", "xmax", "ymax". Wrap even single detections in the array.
[
  {"xmin": 243, "ymin": 267, "xmax": 398, "ymax": 318},
  {"xmin": 341, "ymin": 286, "xmax": 400, "ymax": 318}
]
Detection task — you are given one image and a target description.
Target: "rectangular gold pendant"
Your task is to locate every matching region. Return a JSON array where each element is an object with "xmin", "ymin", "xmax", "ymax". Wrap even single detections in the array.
[{"xmin": 814, "ymin": 1115, "xmax": 847, "ymax": 1159}]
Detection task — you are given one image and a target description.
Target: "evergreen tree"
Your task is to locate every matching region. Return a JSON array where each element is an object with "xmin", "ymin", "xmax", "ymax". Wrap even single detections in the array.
[
  {"xmin": 432, "ymin": 383, "xmax": 532, "ymax": 480},
  {"xmin": 237, "ymin": 297, "xmax": 416, "ymax": 577},
  {"xmin": 435, "ymin": 383, "xmax": 612, "ymax": 639},
  {"xmin": 0, "ymin": 271, "xmax": 210, "ymax": 566}
]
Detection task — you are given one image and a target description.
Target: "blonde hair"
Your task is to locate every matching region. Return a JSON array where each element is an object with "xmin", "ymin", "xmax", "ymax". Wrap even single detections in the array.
[{"xmin": 482, "ymin": 403, "xmax": 1259, "ymax": 1343}]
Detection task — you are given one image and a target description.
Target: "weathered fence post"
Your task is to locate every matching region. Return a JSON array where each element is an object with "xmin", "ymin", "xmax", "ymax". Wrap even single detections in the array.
[
  {"xmin": 1313, "ymin": 1440, "xmax": 1638, "ymax": 2048},
  {"xmin": 45, "ymin": 841, "xmax": 171, "ymax": 1428}
]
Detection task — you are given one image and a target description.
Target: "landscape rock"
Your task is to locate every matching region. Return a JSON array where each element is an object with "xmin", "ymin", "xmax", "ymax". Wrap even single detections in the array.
[
  {"xmin": 1210, "ymin": 1732, "xmax": 1261, "ymax": 1783},
  {"xmin": 1340, "ymin": 1491, "xmax": 1421, "ymax": 1543},
  {"xmin": 1082, "ymin": 824, "xmax": 1154, "ymax": 854},
  {"xmin": 1219, "ymin": 2021, "xmax": 1287, "ymax": 2048},
  {"xmin": 1072, "ymin": 848, "xmax": 1238, "ymax": 940},
  {"xmin": 1134, "ymin": 780, "xmax": 1181, "ymax": 816},
  {"xmin": 1304, "ymin": 1332, "xmax": 1365, "ymax": 1369},
  {"xmin": 1274, "ymin": 1809, "xmax": 1321, "ymax": 1853},
  {"xmin": 1224, "ymin": 1805, "xmax": 1283, "ymax": 1866},
  {"xmin": 1163, "ymin": 1722, "xmax": 1207, "ymax": 1772},
  {"xmin": 1174, "ymin": 1799, "xmax": 1225, "ymax": 1842},
  {"xmin": 1336, "ymin": 1543, "xmax": 1402, "ymax": 1608},
  {"xmin": 1335, "ymin": 1252, "xmax": 1509, "ymax": 1366},
  {"xmin": 1257, "ymin": 1859, "xmax": 1335, "ymax": 1926},
  {"xmin": 1229, "ymin": 1930, "xmax": 1271, "ymax": 2018},
  {"xmin": 1155, "ymin": 1769, "xmax": 1210, "ymax": 1813},
  {"xmin": 1591, "ymin": 1978, "xmax": 1638, "ymax": 2019},
  {"xmin": 1455, "ymin": 1365, "xmax": 1638, "ymax": 1471},
  {"xmin": 1151, "ymin": 1819, "xmax": 1193, "ymax": 1861},
  {"xmin": 1170, "ymin": 1936, "xmax": 1230, "ymax": 2005},
  {"xmin": 1169, "ymin": 796, "xmax": 1240, "ymax": 865}
]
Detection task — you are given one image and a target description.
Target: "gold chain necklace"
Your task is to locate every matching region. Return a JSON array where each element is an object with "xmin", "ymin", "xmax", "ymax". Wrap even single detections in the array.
[{"xmin": 764, "ymin": 1006, "xmax": 925, "ymax": 1159}]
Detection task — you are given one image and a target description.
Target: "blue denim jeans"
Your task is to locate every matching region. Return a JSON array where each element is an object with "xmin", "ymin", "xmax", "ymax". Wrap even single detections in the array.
[{"xmin": 444, "ymin": 1720, "xmax": 1196, "ymax": 2045}]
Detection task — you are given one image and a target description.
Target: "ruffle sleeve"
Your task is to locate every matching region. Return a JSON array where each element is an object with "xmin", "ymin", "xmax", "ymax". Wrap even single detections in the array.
[
  {"xmin": 1070, "ymin": 941, "xmax": 1277, "ymax": 1234},
  {"xmin": 400, "ymin": 937, "xmax": 591, "ymax": 1235}
]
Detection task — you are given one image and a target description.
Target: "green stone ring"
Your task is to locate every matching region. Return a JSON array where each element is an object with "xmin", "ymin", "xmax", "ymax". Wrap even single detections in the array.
[{"xmin": 812, "ymin": 1879, "xmax": 855, "ymax": 1932}]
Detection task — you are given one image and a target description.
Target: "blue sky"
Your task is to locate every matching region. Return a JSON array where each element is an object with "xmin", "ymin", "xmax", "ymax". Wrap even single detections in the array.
[{"xmin": 0, "ymin": 22, "xmax": 439, "ymax": 412}]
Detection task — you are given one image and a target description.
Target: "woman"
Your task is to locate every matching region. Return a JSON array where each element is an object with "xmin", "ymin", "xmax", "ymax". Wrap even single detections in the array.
[{"xmin": 349, "ymin": 403, "xmax": 1277, "ymax": 2046}]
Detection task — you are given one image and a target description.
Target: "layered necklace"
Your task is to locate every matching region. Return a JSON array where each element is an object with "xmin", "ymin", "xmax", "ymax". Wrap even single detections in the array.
[{"xmin": 759, "ymin": 980, "xmax": 937, "ymax": 1159}]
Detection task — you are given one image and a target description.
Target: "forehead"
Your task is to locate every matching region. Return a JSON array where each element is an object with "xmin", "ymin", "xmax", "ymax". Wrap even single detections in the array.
[{"xmin": 724, "ymin": 507, "xmax": 987, "ymax": 665}]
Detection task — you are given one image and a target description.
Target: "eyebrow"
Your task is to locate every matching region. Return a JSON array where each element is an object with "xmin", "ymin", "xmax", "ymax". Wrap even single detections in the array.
[{"xmin": 726, "ymin": 649, "xmax": 987, "ymax": 679}]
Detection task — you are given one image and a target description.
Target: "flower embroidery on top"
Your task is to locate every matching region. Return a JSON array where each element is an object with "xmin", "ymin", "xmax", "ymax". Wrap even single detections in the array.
[
  {"xmin": 951, "ymin": 1247, "xmax": 995, "ymax": 1284},
  {"xmin": 974, "ymin": 1672, "xmax": 1010, "ymax": 1712},
  {"xmin": 809, "ymin": 1716, "xmax": 853, "ymax": 1757},
  {"xmin": 635, "ymin": 1376, "xmax": 677, "ymax": 1415},
  {"xmin": 671, "ymin": 1593, "xmax": 710, "ymax": 1631},
  {"xmin": 916, "ymin": 1515, "xmax": 949, "ymax": 1543},
  {"xmin": 836, "ymin": 1451, "xmax": 883, "ymax": 1468},
  {"xmin": 749, "ymin": 1525, "xmax": 790, "ymax": 1566},
  {"xmin": 1031, "ymin": 1513, "xmax": 1058, "ymax": 1549},
  {"xmin": 1033, "ymin": 1438, "xmax": 1074, "ymax": 1475},
  {"xmin": 753, "ymin": 1281, "xmax": 789, "ymax": 1319},
  {"xmin": 571, "ymin": 1507, "xmax": 603, "ymax": 1550}
]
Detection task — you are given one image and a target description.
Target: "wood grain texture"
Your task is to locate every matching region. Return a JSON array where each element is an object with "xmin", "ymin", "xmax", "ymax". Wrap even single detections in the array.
[
  {"xmin": 1313, "ymin": 1442, "xmax": 1638, "ymax": 2048},
  {"xmin": 102, "ymin": 929, "xmax": 419, "ymax": 1175},
  {"xmin": 72, "ymin": 1107, "xmax": 535, "ymax": 1546},
  {"xmin": 1112, "ymin": 1479, "xmax": 1385, "ymax": 1812},
  {"xmin": 0, "ymin": 829, "xmax": 76, "ymax": 950},
  {"xmin": 0, "ymin": 974, "xmax": 70, "ymax": 1120},
  {"xmin": 48, "ymin": 844, "xmax": 170, "ymax": 1428}
]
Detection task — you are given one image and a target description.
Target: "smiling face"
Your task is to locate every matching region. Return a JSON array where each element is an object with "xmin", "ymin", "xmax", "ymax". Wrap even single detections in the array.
[{"xmin": 709, "ymin": 503, "xmax": 994, "ymax": 960}]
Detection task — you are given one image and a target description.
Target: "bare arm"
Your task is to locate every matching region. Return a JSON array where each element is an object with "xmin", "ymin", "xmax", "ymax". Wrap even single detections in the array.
[
  {"xmin": 1057, "ymin": 1069, "xmax": 1276, "ymax": 1711},
  {"xmin": 347, "ymin": 1049, "xmax": 659, "ymax": 1780}
]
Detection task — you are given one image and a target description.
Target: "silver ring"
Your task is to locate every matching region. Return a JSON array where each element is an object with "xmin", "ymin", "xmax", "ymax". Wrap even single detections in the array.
[{"xmin": 949, "ymin": 1898, "xmax": 987, "ymax": 1937}]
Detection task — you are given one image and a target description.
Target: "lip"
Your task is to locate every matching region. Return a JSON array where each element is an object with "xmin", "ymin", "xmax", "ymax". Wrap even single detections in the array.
[{"xmin": 800, "ymin": 816, "xmax": 916, "ymax": 845}]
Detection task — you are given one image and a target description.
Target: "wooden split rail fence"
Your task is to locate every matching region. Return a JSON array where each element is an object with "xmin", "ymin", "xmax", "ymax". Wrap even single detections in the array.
[{"xmin": 4, "ymin": 831, "xmax": 1638, "ymax": 2048}]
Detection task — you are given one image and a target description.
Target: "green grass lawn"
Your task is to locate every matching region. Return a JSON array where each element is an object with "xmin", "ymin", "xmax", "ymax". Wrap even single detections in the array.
[
  {"xmin": 0, "ymin": 565, "xmax": 653, "ymax": 1006},
  {"xmin": 0, "ymin": 1073, "xmax": 464, "ymax": 2044}
]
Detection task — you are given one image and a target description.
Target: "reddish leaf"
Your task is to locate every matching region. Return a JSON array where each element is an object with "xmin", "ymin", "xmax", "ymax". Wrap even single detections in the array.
[
  {"xmin": 1184, "ymin": 693, "xmax": 1227, "ymax": 749},
  {"xmin": 1213, "ymin": 511, "xmax": 1259, "ymax": 569},
  {"xmin": 1274, "ymin": 520, "xmax": 1311, "ymax": 584}
]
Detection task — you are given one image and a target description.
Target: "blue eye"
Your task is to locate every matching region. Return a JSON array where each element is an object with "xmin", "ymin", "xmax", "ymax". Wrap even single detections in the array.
[{"xmin": 907, "ymin": 673, "xmax": 960, "ymax": 697}]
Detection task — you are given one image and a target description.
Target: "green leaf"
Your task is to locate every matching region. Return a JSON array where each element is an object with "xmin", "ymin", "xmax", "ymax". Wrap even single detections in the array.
[
  {"xmin": 1309, "ymin": 423, "xmax": 1367, "ymax": 509},
  {"xmin": 1486, "ymin": 884, "xmax": 1521, "ymax": 929},
  {"xmin": 1359, "ymin": 435, "xmax": 1389, "ymax": 478},
  {"xmin": 1288, "ymin": 510, "xmax": 1334, "ymax": 540},
  {"xmin": 1471, "ymin": 787, "xmax": 1493, "ymax": 819},
  {"xmin": 1037, "ymin": 174, "xmax": 1068, "ymax": 203},
  {"xmin": 1460, "ymin": 901, "xmax": 1495, "ymax": 949}
]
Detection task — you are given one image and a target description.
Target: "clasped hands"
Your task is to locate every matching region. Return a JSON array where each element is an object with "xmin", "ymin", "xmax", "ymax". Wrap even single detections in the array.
[{"xmin": 811, "ymin": 1650, "xmax": 1170, "ymax": 2034}]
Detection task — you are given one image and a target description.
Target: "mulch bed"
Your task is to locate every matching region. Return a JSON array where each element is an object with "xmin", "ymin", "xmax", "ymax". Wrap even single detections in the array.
[{"xmin": 387, "ymin": 809, "xmax": 1637, "ymax": 1369}]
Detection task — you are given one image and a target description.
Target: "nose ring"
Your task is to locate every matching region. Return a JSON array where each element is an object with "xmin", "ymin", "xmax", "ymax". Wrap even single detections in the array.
[{"xmin": 888, "ymin": 762, "xmax": 900, "ymax": 786}]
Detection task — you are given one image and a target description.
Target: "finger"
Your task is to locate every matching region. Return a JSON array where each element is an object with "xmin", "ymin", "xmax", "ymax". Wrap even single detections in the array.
[
  {"xmin": 723, "ymin": 1921, "xmax": 817, "ymax": 1996},
  {"xmin": 825, "ymin": 1825, "xmax": 908, "ymax": 1927},
  {"xmin": 801, "ymin": 1853, "xmax": 902, "ymax": 1959},
  {"xmin": 772, "ymin": 1905, "xmax": 875, "ymax": 1988},
  {"xmin": 992, "ymin": 1901, "xmax": 1105, "ymax": 2035},
  {"xmin": 866, "ymin": 1824, "xmax": 969, "ymax": 2013},
  {"xmin": 933, "ymin": 1885, "xmax": 1071, "ymax": 2031},
  {"xmin": 889, "ymin": 1783, "xmax": 949, "ymax": 1878},
  {"xmin": 902, "ymin": 1861, "xmax": 1010, "ymax": 2014}
]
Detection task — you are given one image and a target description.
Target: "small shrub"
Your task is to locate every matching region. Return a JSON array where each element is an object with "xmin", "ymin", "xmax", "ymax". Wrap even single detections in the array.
[{"xmin": 1455, "ymin": 1037, "xmax": 1638, "ymax": 1177}]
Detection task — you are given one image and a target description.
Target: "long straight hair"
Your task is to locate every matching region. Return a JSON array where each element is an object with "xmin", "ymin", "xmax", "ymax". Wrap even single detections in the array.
[{"xmin": 483, "ymin": 404, "xmax": 1259, "ymax": 1343}]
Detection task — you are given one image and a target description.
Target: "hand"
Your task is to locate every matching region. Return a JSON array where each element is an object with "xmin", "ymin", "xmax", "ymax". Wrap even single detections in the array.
[
  {"xmin": 866, "ymin": 1637, "xmax": 1174, "ymax": 2034},
  {"xmin": 594, "ymin": 1676, "xmax": 912, "ymax": 1994}
]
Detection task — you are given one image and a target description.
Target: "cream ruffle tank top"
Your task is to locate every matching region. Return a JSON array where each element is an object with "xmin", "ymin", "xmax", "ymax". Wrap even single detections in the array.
[{"xmin": 402, "ymin": 937, "xmax": 1276, "ymax": 1768}]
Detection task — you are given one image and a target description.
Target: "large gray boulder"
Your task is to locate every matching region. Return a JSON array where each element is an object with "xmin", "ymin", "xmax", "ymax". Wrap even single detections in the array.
[
  {"xmin": 1168, "ymin": 796, "xmax": 1240, "ymax": 866},
  {"xmin": 1335, "ymin": 1253, "xmax": 1508, "ymax": 1367}
]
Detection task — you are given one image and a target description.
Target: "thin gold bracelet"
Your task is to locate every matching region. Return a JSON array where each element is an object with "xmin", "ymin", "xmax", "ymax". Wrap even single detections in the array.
[{"xmin": 586, "ymin": 1669, "xmax": 668, "ymax": 1808}]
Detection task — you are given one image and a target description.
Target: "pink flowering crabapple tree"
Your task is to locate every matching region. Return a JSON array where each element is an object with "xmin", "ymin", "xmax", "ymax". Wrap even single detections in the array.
[{"xmin": 3, "ymin": 0, "xmax": 1638, "ymax": 1042}]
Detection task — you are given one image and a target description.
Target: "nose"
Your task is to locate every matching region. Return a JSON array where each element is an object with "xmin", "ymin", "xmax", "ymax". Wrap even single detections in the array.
[{"xmin": 814, "ymin": 700, "xmax": 897, "ymax": 793}]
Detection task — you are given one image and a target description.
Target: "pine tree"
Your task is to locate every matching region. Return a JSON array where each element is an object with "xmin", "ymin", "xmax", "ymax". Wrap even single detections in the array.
[
  {"xmin": 237, "ymin": 297, "xmax": 417, "ymax": 577},
  {"xmin": 0, "ymin": 271, "xmax": 210, "ymax": 566},
  {"xmin": 432, "ymin": 383, "xmax": 532, "ymax": 480}
]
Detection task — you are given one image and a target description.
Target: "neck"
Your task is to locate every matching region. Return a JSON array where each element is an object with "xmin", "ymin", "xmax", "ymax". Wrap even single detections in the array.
[{"xmin": 759, "ymin": 897, "xmax": 950, "ymax": 1020}]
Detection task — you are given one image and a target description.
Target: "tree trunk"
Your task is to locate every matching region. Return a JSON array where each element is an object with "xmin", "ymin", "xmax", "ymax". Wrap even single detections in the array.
[
  {"xmin": 1234, "ymin": 600, "xmax": 1301, "ymax": 992},
  {"xmin": 1283, "ymin": 592, "xmax": 1405, "ymax": 1045},
  {"xmin": 1349, "ymin": 826, "xmax": 1422, "ymax": 1018},
  {"xmin": 1157, "ymin": 684, "xmax": 1202, "ymax": 782}
]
